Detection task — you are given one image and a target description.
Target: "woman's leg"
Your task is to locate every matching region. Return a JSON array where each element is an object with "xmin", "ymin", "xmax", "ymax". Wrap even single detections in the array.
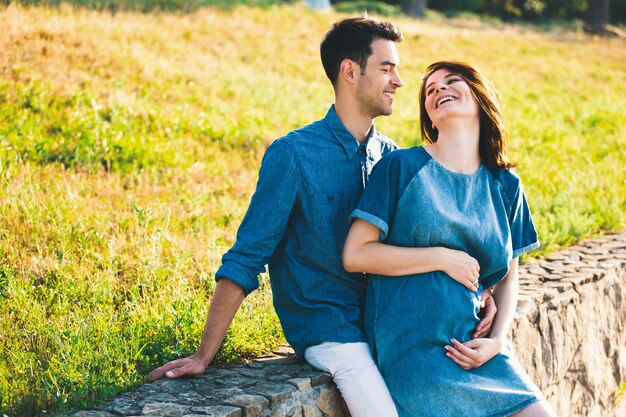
[
  {"xmin": 305, "ymin": 342, "xmax": 399, "ymax": 417},
  {"xmin": 510, "ymin": 400, "xmax": 558, "ymax": 417}
]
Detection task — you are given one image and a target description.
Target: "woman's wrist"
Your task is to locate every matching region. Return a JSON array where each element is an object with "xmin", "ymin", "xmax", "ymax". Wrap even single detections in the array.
[
  {"xmin": 488, "ymin": 335, "xmax": 506, "ymax": 353},
  {"xmin": 433, "ymin": 247, "xmax": 450, "ymax": 271}
]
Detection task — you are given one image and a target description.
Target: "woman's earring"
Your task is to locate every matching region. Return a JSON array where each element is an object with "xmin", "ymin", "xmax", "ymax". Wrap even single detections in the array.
[{"xmin": 432, "ymin": 123, "xmax": 436, "ymax": 130}]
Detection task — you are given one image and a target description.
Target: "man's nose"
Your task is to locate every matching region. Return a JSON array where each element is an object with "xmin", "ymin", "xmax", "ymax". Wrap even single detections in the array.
[{"xmin": 393, "ymin": 72, "xmax": 404, "ymax": 88}]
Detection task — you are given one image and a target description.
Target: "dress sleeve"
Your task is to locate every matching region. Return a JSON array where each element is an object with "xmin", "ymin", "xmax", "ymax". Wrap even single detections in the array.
[
  {"xmin": 509, "ymin": 182, "xmax": 540, "ymax": 258},
  {"xmin": 349, "ymin": 152, "xmax": 404, "ymax": 241},
  {"xmin": 215, "ymin": 139, "xmax": 298, "ymax": 295}
]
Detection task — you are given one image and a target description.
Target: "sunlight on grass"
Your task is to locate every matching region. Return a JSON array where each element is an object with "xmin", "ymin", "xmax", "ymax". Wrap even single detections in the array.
[{"xmin": 0, "ymin": 2, "xmax": 625, "ymax": 415}]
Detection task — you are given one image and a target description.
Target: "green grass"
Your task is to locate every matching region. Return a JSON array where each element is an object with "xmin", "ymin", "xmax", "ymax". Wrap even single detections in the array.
[{"xmin": 0, "ymin": 2, "xmax": 625, "ymax": 416}]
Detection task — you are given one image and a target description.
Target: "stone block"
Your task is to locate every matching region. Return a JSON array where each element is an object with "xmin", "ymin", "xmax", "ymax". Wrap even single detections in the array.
[
  {"xmin": 316, "ymin": 387, "xmax": 344, "ymax": 417},
  {"xmin": 176, "ymin": 390, "xmax": 214, "ymax": 406},
  {"xmin": 73, "ymin": 412, "xmax": 116, "ymax": 417},
  {"xmin": 215, "ymin": 375, "xmax": 257, "ymax": 388},
  {"xmin": 309, "ymin": 372, "xmax": 332, "ymax": 386},
  {"xmin": 199, "ymin": 387, "xmax": 245, "ymax": 400},
  {"xmin": 287, "ymin": 407, "xmax": 303, "ymax": 417},
  {"xmin": 222, "ymin": 394, "xmax": 269, "ymax": 417},
  {"xmin": 243, "ymin": 382, "xmax": 295, "ymax": 407},
  {"xmin": 301, "ymin": 405, "xmax": 321, "ymax": 417},
  {"xmin": 187, "ymin": 405, "xmax": 242, "ymax": 417},
  {"xmin": 142, "ymin": 392, "xmax": 178, "ymax": 403},
  {"xmin": 286, "ymin": 378, "xmax": 311, "ymax": 392},
  {"xmin": 235, "ymin": 368, "xmax": 267, "ymax": 378},
  {"xmin": 102, "ymin": 395, "xmax": 142, "ymax": 415},
  {"xmin": 142, "ymin": 402, "xmax": 191, "ymax": 417}
]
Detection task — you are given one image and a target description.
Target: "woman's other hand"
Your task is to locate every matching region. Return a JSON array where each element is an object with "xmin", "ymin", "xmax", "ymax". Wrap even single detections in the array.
[
  {"xmin": 439, "ymin": 248, "xmax": 481, "ymax": 292},
  {"xmin": 444, "ymin": 337, "xmax": 503, "ymax": 370}
]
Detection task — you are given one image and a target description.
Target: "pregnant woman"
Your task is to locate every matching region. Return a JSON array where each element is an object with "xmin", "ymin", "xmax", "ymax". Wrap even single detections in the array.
[{"xmin": 343, "ymin": 61, "xmax": 556, "ymax": 417}]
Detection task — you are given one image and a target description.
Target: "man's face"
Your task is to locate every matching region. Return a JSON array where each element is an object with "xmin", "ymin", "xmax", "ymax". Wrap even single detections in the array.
[{"xmin": 355, "ymin": 38, "xmax": 404, "ymax": 118}]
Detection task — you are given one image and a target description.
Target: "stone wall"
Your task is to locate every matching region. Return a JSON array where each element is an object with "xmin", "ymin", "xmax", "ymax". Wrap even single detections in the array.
[
  {"xmin": 75, "ymin": 230, "xmax": 626, "ymax": 417},
  {"xmin": 512, "ymin": 230, "xmax": 626, "ymax": 416}
]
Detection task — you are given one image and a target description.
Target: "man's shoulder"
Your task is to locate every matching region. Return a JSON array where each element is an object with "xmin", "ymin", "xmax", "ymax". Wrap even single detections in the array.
[{"xmin": 285, "ymin": 118, "xmax": 328, "ymax": 141}]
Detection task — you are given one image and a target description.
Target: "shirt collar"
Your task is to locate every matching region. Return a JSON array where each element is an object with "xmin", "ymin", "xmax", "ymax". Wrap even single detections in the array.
[{"xmin": 324, "ymin": 104, "xmax": 376, "ymax": 160}]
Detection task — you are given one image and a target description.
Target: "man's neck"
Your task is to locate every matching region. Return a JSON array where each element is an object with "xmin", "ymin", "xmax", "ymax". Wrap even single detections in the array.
[{"xmin": 334, "ymin": 98, "xmax": 374, "ymax": 144}]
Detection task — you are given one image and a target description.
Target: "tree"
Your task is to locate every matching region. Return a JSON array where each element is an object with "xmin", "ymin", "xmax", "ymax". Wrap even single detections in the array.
[
  {"xmin": 401, "ymin": 0, "xmax": 428, "ymax": 17},
  {"xmin": 306, "ymin": 0, "xmax": 331, "ymax": 10},
  {"xmin": 585, "ymin": 0, "xmax": 611, "ymax": 27},
  {"xmin": 584, "ymin": 0, "xmax": 626, "ymax": 36}
]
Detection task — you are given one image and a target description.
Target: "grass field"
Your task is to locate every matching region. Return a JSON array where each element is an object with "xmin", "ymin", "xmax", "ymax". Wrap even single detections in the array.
[{"xmin": 0, "ymin": 2, "xmax": 625, "ymax": 416}]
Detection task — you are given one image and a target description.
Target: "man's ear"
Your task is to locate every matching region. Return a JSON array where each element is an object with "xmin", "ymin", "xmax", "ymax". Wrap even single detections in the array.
[{"xmin": 339, "ymin": 59, "xmax": 359, "ymax": 85}]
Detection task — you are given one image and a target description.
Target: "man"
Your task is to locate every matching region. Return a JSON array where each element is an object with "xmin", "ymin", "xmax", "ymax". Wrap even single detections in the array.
[{"xmin": 149, "ymin": 17, "xmax": 495, "ymax": 417}]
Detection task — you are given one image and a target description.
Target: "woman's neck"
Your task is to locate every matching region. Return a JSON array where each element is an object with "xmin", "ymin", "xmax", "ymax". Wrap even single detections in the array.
[{"xmin": 425, "ymin": 119, "xmax": 481, "ymax": 174}]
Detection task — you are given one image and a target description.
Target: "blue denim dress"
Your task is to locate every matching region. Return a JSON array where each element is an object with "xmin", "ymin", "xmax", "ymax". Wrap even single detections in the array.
[{"xmin": 351, "ymin": 147, "xmax": 543, "ymax": 417}]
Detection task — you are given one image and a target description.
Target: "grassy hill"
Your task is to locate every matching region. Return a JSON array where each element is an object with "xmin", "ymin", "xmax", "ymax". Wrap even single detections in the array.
[{"xmin": 0, "ymin": 3, "xmax": 624, "ymax": 416}]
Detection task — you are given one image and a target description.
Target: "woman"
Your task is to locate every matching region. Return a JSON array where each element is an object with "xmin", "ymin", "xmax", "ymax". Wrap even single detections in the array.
[{"xmin": 343, "ymin": 61, "xmax": 556, "ymax": 417}]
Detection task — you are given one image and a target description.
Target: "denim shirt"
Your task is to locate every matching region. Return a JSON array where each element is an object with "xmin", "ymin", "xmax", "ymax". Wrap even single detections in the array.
[{"xmin": 215, "ymin": 105, "xmax": 397, "ymax": 357}]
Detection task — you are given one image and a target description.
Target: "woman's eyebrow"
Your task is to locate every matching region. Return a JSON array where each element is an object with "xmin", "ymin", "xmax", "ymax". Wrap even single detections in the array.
[{"xmin": 425, "ymin": 73, "xmax": 459, "ymax": 91}]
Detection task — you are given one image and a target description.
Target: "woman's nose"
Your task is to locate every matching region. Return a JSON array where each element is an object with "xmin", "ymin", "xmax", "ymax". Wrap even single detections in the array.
[{"xmin": 435, "ymin": 83, "xmax": 447, "ymax": 93}]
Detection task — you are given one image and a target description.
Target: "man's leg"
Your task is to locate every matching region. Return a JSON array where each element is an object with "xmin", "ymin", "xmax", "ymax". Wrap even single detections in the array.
[{"xmin": 304, "ymin": 342, "xmax": 398, "ymax": 417}]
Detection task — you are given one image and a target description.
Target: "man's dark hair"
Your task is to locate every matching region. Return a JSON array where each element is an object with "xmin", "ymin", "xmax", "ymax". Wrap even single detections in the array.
[{"xmin": 320, "ymin": 16, "xmax": 403, "ymax": 86}]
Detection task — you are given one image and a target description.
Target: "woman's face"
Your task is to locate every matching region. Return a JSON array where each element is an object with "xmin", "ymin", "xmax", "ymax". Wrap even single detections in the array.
[{"xmin": 423, "ymin": 68, "xmax": 479, "ymax": 127}]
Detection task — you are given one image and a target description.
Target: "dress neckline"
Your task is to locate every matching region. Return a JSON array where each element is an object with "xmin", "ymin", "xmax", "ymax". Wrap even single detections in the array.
[{"xmin": 417, "ymin": 146, "xmax": 484, "ymax": 178}]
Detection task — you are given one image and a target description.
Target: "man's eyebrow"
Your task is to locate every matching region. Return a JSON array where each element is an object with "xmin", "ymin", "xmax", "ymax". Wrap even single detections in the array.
[
  {"xmin": 425, "ymin": 73, "xmax": 458, "ymax": 91},
  {"xmin": 380, "ymin": 60, "xmax": 398, "ymax": 67}
]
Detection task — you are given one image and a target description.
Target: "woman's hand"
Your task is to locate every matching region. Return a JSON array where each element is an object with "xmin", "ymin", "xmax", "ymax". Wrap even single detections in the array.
[
  {"xmin": 439, "ymin": 248, "xmax": 481, "ymax": 292},
  {"xmin": 444, "ymin": 337, "xmax": 503, "ymax": 370}
]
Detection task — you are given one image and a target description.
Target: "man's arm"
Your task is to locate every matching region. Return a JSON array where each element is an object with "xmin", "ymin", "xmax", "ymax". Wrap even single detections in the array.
[
  {"xmin": 149, "ymin": 139, "xmax": 298, "ymax": 380},
  {"xmin": 148, "ymin": 278, "xmax": 245, "ymax": 380}
]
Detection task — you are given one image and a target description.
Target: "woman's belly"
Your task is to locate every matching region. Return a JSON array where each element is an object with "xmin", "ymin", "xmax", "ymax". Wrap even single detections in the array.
[{"xmin": 367, "ymin": 271, "xmax": 483, "ymax": 355}]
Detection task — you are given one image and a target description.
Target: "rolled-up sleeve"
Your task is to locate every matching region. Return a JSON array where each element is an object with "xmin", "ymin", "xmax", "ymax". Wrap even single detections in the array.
[
  {"xmin": 349, "ymin": 152, "xmax": 404, "ymax": 241},
  {"xmin": 215, "ymin": 139, "xmax": 298, "ymax": 295}
]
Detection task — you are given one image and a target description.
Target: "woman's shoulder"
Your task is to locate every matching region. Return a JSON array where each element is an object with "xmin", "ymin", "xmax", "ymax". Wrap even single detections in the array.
[
  {"xmin": 377, "ymin": 146, "xmax": 431, "ymax": 171},
  {"xmin": 488, "ymin": 168, "xmax": 525, "ymax": 206}
]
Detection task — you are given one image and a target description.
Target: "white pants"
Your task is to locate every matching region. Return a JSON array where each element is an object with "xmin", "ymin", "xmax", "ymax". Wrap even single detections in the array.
[{"xmin": 304, "ymin": 342, "xmax": 398, "ymax": 417}]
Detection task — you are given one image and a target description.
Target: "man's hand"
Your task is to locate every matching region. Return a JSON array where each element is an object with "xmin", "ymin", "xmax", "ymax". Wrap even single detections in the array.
[
  {"xmin": 473, "ymin": 289, "xmax": 496, "ymax": 338},
  {"xmin": 439, "ymin": 248, "xmax": 481, "ymax": 292},
  {"xmin": 148, "ymin": 352, "xmax": 209, "ymax": 381},
  {"xmin": 444, "ymin": 337, "xmax": 503, "ymax": 370},
  {"xmin": 147, "ymin": 278, "xmax": 246, "ymax": 382}
]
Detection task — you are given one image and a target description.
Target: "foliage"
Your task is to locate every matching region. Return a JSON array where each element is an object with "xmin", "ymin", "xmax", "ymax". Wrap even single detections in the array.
[
  {"xmin": 333, "ymin": 0, "xmax": 401, "ymax": 16},
  {"xmin": 617, "ymin": 381, "xmax": 626, "ymax": 404},
  {"xmin": 0, "ymin": 2, "xmax": 624, "ymax": 416},
  {"xmin": 354, "ymin": 1, "xmax": 625, "ymax": 23},
  {"xmin": 477, "ymin": 0, "xmax": 588, "ymax": 20},
  {"xmin": 3, "ymin": 0, "xmax": 298, "ymax": 12}
]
